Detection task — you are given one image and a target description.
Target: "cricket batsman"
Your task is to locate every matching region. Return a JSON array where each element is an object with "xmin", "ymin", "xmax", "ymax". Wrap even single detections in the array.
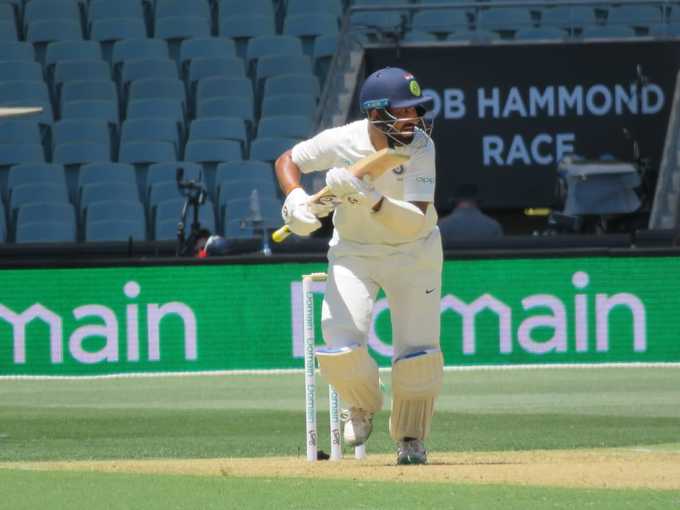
[{"xmin": 275, "ymin": 67, "xmax": 443, "ymax": 465}]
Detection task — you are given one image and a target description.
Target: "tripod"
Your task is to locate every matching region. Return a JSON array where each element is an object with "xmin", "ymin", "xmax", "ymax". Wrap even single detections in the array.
[{"xmin": 175, "ymin": 168, "xmax": 208, "ymax": 257}]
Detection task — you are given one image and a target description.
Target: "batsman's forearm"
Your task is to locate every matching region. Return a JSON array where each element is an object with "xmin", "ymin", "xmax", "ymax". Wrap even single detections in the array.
[
  {"xmin": 275, "ymin": 150, "xmax": 303, "ymax": 196},
  {"xmin": 372, "ymin": 196, "xmax": 427, "ymax": 237}
]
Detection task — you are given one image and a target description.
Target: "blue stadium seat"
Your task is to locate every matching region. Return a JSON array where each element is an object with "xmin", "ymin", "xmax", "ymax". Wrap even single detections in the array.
[
  {"xmin": 126, "ymin": 98, "xmax": 185, "ymax": 127},
  {"xmin": 88, "ymin": 0, "xmax": 145, "ymax": 23},
  {"xmin": 349, "ymin": 11, "xmax": 405, "ymax": 42},
  {"xmin": 261, "ymin": 94, "xmax": 316, "ymax": 118},
  {"xmin": 187, "ymin": 57, "xmax": 245, "ymax": 93},
  {"xmin": 26, "ymin": 20, "xmax": 84, "ymax": 63},
  {"xmin": 195, "ymin": 76, "xmax": 253, "ymax": 113},
  {"xmin": 217, "ymin": 0, "xmax": 274, "ymax": 18},
  {"xmin": 283, "ymin": 13, "xmax": 339, "ymax": 56},
  {"xmin": 223, "ymin": 218, "xmax": 258, "ymax": 239},
  {"xmin": 286, "ymin": 0, "xmax": 343, "ymax": 18},
  {"xmin": 16, "ymin": 221, "xmax": 76, "ymax": 243},
  {"xmin": 195, "ymin": 97, "xmax": 254, "ymax": 131},
  {"xmin": 10, "ymin": 182, "xmax": 69, "ymax": 221},
  {"xmin": 220, "ymin": 195, "xmax": 281, "ymax": 232},
  {"xmin": 121, "ymin": 118, "xmax": 182, "ymax": 156},
  {"xmin": 255, "ymin": 55, "xmax": 313, "ymax": 97},
  {"xmin": 61, "ymin": 99, "xmax": 119, "ymax": 127},
  {"xmin": 0, "ymin": 80, "xmax": 50, "ymax": 107},
  {"xmin": 312, "ymin": 35, "xmax": 337, "ymax": 86},
  {"xmin": 53, "ymin": 60, "xmax": 111, "ymax": 97},
  {"xmin": 0, "ymin": 202, "xmax": 5, "ymax": 241},
  {"xmin": 179, "ymin": 37, "xmax": 237, "ymax": 74},
  {"xmin": 540, "ymin": 6, "xmax": 597, "ymax": 31},
  {"xmin": 120, "ymin": 58, "xmax": 178, "ymax": 93},
  {"xmin": 0, "ymin": 62, "xmax": 43, "ymax": 82},
  {"xmin": 0, "ymin": 144, "xmax": 45, "ymax": 178},
  {"xmin": 264, "ymin": 73, "xmax": 320, "ymax": 101},
  {"xmin": 216, "ymin": 160, "xmax": 274, "ymax": 185},
  {"xmin": 0, "ymin": 120, "xmax": 43, "ymax": 146},
  {"xmin": 8, "ymin": 163, "xmax": 67, "ymax": 202},
  {"xmin": 412, "ymin": 9, "xmax": 469, "ymax": 37},
  {"xmin": 649, "ymin": 22, "xmax": 680, "ymax": 37},
  {"xmin": 85, "ymin": 199, "xmax": 145, "ymax": 226},
  {"xmin": 60, "ymin": 80, "xmax": 118, "ymax": 116},
  {"xmin": 249, "ymin": 137, "xmax": 299, "ymax": 163},
  {"xmin": 581, "ymin": 25, "xmax": 637, "ymax": 39},
  {"xmin": 147, "ymin": 161, "xmax": 203, "ymax": 194},
  {"xmin": 218, "ymin": 177, "xmax": 277, "ymax": 205},
  {"xmin": 53, "ymin": 141, "xmax": 111, "ymax": 197},
  {"xmin": 606, "ymin": 5, "xmax": 662, "ymax": 31},
  {"xmin": 515, "ymin": 26, "xmax": 567, "ymax": 40},
  {"xmin": 78, "ymin": 162, "xmax": 137, "ymax": 198},
  {"xmin": 85, "ymin": 218, "xmax": 146, "ymax": 241},
  {"xmin": 118, "ymin": 140, "xmax": 177, "ymax": 197},
  {"xmin": 154, "ymin": 198, "xmax": 215, "ymax": 239},
  {"xmin": 127, "ymin": 78, "xmax": 186, "ymax": 114},
  {"xmin": 154, "ymin": 17, "xmax": 213, "ymax": 65},
  {"xmin": 0, "ymin": 3, "xmax": 15, "ymax": 23},
  {"xmin": 112, "ymin": 39, "xmax": 169, "ymax": 74},
  {"xmin": 189, "ymin": 117, "xmax": 248, "ymax": 152},
  {"xmin": 155, "ymin": 0, "xmax": 211, "ymax": 20},
  {"xmin": 89, "ymin": 18, "xmax": 148, "ymax": 63},
  {"xmin": 51, "ymin": 119, "xmax": 112, "ymax": 156},
  {"xmin": 16, "ymin": 202, "xmax": 76, "ymax": 241},
  {"xmin": 44, "ymin": 41, "xmax": 102, "ymax": 76},
  {"xmin": 246, "ymin": 35, "xmax": 304, "ymax": 76},
  {"xmin": 476, "ymin": 7, "xmax": 534, "ymax": 34},
  {"xmin": 148, "ymin": 179, "xmax": 184, "ymax": 210},
  {"xmin": 218, "ymin": 14, "xmax": 276, "ymax": 58},
  {"xmin": 446, "ymin": 29, "xmax": 500, "ymax": 43},
  {"xmin": 23, "ymin": 0, "xmax": 81, "ymax": 29},
  {"xmin": 0, "ymin": 20, "xmax": 18, "ymax": 41},
  {"xmin": 80, "ymin": 180, "xmax": 139, "ymax": 213},
  {"xmin": 185, "ymin": 139, "xmax": 243, "ymax": 197},
  {"xmin": 0, "ymin": 41, "xmax": 35, "ymax": 61},
  {"xmin": 402, "ymin": 30, "xmax": 440, "ymax": 42},
  {"xmin": 257, "ymin": 115, "xmax": 313, "ymax": 139}
]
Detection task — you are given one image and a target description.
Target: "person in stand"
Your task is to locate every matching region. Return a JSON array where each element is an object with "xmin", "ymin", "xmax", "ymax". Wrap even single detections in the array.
[
  {"xmin": 274, "ymin": 67, "xmax": 443, "ymax": 465},
  {"xmin": 438, "ymin": 184, "xmax": 503, "ymax": 245}
]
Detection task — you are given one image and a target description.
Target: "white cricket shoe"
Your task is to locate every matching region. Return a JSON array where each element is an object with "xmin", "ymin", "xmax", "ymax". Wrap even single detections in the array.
[
  {"xmin": 341, "ymin": 407, "xmax": 374, "ymax": 446},
  {"xmin": 396, "ymin": 438, "xmax": 427, "ymax": 465}
]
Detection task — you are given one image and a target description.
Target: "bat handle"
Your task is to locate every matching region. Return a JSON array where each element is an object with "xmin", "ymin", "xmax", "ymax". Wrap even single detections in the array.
[{"xmin": 271, "ymin": 225, "xmax": 292, "ymax": 243}]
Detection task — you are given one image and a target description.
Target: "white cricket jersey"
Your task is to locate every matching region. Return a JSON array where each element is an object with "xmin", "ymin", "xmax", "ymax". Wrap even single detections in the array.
[{"xmin": 291, "ymin": 119, "xmax": 438, "ymax": 248}]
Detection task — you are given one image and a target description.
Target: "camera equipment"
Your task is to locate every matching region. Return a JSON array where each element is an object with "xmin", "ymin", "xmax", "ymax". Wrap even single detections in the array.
[{"xmin": 175, "ymin": 167, "xmax": 208, "ymax": 257}]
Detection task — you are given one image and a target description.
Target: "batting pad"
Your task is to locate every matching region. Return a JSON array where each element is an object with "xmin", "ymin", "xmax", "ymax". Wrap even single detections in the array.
[
  {"xmin": 316, "ymin": 345, "xmax": 383, "ymax": 413},
  {"xmin": 389, "ymin": 349, "xmax": 444, "ymax": 441}
]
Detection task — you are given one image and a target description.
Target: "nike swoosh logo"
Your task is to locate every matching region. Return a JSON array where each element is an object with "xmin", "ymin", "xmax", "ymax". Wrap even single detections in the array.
[{"xmin": 426, "ymin": 288, "xmax": 435, "ymax": 294}]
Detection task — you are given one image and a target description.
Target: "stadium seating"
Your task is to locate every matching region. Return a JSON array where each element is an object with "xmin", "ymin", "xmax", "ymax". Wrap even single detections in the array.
[
  {"xmin": 7, "ymin": 163, "xmax": 67, "ymax": 201},
  {"xmin": 78, "ymin": 162, "xmax": 138, "ymax": 198},
  {"xmin": 249, "ymin": 136, "xmax": 299, "ymax": 163},
  {"xmin": 216, "ymin": 160, "xmax": 275, "ymax": 186},
  {"xmin": 179, "ymin": 37, "xmax": 237, "ymax": 74},
  {"xmin": 184, "ymin": 139, "xmax": 243, "ymax": 197},
  {"xmin": 89, "ymin": 18, "xmax": 148, "ymax": 63},
  {"xmin": 9, "ymin": 182, "xmax": 69, "ymax": 222},
  {"xmin": 189, "ymin": 117, "xmax": 248, "ymax": 153},
  {"xmin": 246, "ymin": 35, "xmax": 303, "ymax": 76},
  {"xmin": 154, "ymin": 198, "xmax": 216, "ymax": 240},
  {"xmin": 61, "ymin": 99, "xmax": 119, "ymax": 126},
  {"xmin": 60, "ymin": 80, "xmax": 118, "ymax": 116},
  {"xmin": 121, "ymin": 118, "xmax": 182, "ymax": 157},
  {"xmin": 118, "ymin": 140, "xmax": 178, "ymax": 197},
  {"xmin": 0, "ymin": 120, "xmax": 43, "ymax": 146},
  {"xmin": 147, "ymin": 161, "xmax": 203, "ymax": 194},
  {"xmin": 257, "ymin": 115, "xmax": 313, "ymax": 139},
  {"xmin": 0, "ymin": 20, "xmax": 17, "ymax": 41},
  {"xmin": 0, "ymin": 41, "xmax": 34, "ymax": 61},
  {"xmin": 85, "ymin": 218, "xmax": 146, "ymax": 241},
  {"xmin": 219, "ymin": 15, "xmax": 276, "ymax": 58},
  {"xmin": 88, "ymin": 0, "xmax": 146, "ymax": 24},
  {"xmin": 154, "ymin": 16, "xmax": 212, "ymax": 62},
  {"xmin": 16, "ymin": 220, "xmax": 77, "ymax": 242},
  {"xmin": 51, "ymin": 119, "xmax": 113, "ymax": 157},
  {"xmin": 260, "ymin": 94, "xmax": 316, "ymax": 118}
]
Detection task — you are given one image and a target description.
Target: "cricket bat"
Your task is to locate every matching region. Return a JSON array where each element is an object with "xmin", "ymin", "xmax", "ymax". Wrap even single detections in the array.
[
  {"xmin": 272, "ymin": 148, "xmax": 410, "ymax": 243},
  {"xmin": 0, "ymin": 107, "xmax": 43, "ymax": 118}
]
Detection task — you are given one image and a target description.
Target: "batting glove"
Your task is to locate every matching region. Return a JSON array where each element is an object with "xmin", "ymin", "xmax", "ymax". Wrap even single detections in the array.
[
  {"xmin": 325, "ymin": 167, "xmax": 382, "ymax": 208},
  {"xmin": 281, "ymin": 187, "xmax": 321, "ymax": 236}
]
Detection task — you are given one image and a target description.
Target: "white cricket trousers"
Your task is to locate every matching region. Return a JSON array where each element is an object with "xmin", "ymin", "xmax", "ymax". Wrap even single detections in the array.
[{"xmin": 321, "ymin": 228, "xmax": 443, "ymax": 359}]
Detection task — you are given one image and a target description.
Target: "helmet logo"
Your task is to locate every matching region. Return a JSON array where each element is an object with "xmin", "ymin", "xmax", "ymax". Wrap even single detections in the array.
[{"xmin": 409, "ymin": 80, "xmax": 421, "ymax": 97}]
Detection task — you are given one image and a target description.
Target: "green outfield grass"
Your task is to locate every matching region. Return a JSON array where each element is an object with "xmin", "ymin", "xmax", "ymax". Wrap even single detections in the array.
[
  {"xmin": 1, "ymin": 469, "xmax": 679, "ymax": 510},
  {"xmin": 1, "ymin": 368, "xmax": 679, "ymax": 509}
]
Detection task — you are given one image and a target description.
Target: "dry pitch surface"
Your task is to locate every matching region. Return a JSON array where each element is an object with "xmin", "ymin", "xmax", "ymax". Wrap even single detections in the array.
[{"xmin": 3, "ymin": 449, "xmax": 679, "ymax": 490}]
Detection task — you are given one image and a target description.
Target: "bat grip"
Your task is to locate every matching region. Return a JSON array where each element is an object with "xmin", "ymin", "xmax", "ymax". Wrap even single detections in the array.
[{"xmin": 271, "ymin": 225, "xmax": 292, "ymax": 243}]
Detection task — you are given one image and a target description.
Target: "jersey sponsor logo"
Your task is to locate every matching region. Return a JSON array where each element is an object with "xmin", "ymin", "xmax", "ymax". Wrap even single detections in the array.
[
  {"xmin": 416, "ymin": 176, "xmax": 434, "ymax": 183},
  {"xmin": 392, "ymin": 165, "xmax": 405, "ymax": 175}
]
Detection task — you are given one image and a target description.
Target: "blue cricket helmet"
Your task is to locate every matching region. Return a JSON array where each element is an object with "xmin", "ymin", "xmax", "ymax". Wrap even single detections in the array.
[{"xmin": 359, "ymin": 67, "xmax": 433, "ymax": 113}]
